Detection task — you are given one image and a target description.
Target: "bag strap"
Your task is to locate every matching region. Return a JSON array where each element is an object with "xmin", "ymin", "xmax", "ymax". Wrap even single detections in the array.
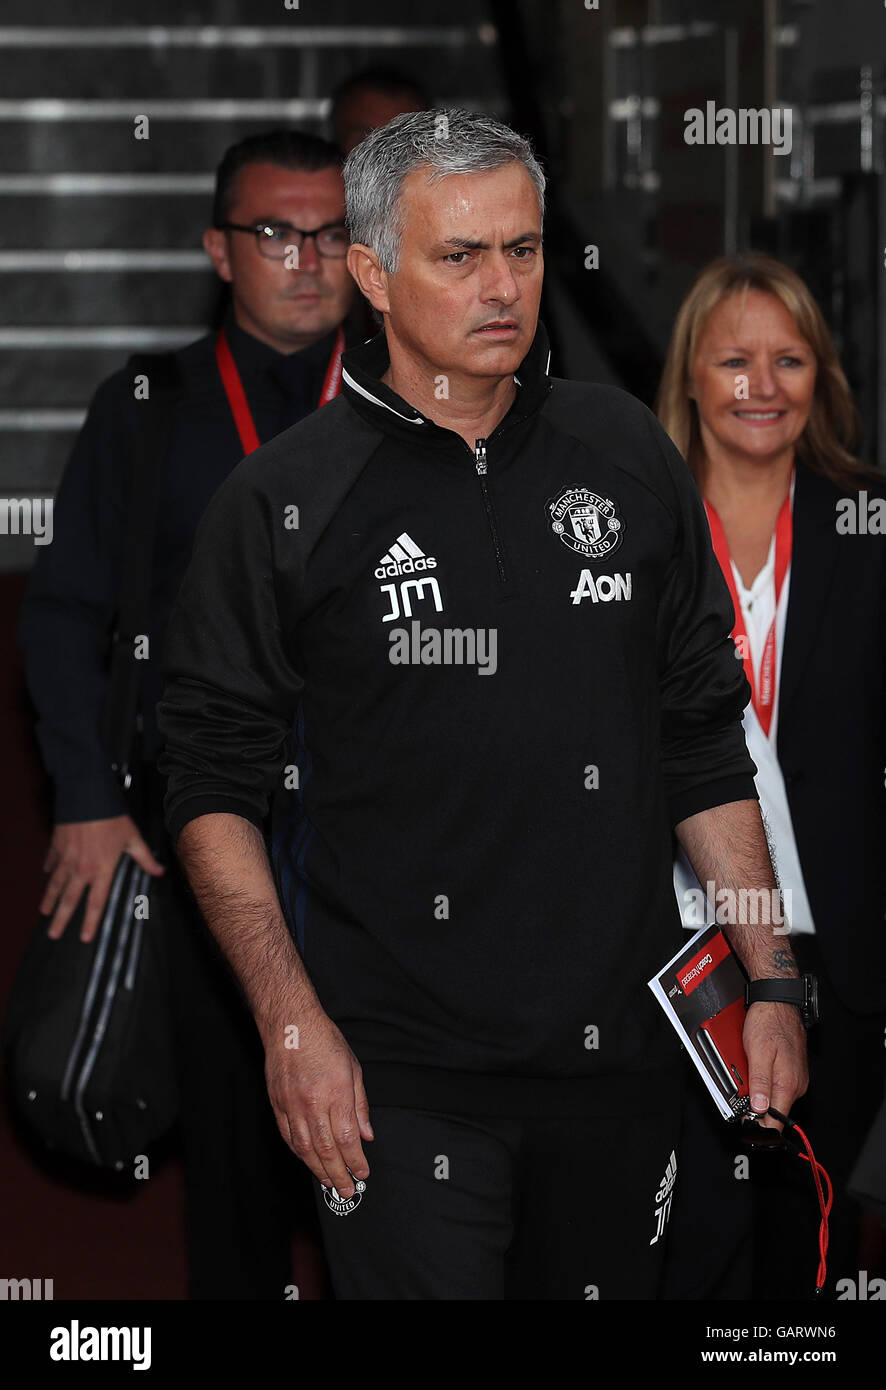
[{"xmin": 103, "ymin": 352, "xmax": 182, "ymax": 788}]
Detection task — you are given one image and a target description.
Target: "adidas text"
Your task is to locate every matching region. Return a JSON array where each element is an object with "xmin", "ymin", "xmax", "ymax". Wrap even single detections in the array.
[
  {"xmin": 375, "ymin": 555, "xmax": 437, "ymax": 579},
  {"xmin": 375, "ymin": 531, "xmax": 437, "ymax": 579}
]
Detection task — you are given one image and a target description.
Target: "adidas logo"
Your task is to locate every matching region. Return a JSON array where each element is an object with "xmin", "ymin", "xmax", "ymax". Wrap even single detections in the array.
[{"xmin": 374, "ymin": 532, "xmax": 438, "ymax": 579}]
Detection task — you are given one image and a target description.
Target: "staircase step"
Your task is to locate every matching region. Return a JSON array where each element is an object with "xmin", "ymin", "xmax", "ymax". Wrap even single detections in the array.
[
  {"xmin": 0, "ymin": 271, "xmax": 219, "ymax": 328},
  {"xmin": 1, "ymin": 195, "xmax": 212, "ymax": 249}
]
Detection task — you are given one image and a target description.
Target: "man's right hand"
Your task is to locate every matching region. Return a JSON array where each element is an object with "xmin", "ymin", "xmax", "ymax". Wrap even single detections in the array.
[
  {"xmin": 41, "ymin": 816, "xmax": 166, "ymax": 942},
  {"xmin": 262, "ymin": 1004, "xmax": 373, "ymax": 1200}
]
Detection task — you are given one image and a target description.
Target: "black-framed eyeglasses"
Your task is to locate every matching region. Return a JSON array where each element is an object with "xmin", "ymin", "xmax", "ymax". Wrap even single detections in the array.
[{"xmin": 216, "ymin": 219, "xmax": 350, "ymax": 260}]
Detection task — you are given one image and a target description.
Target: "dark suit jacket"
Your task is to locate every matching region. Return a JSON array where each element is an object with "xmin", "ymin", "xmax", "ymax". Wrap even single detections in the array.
[{"xmin": 777, "ymin": 461, "xmax": 886, "ymax": 1012}]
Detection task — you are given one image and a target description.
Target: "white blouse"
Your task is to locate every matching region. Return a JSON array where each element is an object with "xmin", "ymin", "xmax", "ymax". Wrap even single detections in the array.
[{"xmin": 673, "ymin": 497, "xmax": 816, "ymax": 934}]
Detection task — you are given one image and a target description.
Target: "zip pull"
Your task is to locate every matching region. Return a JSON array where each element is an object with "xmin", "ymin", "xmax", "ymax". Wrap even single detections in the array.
[{"xmin": 473, "ymin": 434, "xmax": 507, "ymax": 585}]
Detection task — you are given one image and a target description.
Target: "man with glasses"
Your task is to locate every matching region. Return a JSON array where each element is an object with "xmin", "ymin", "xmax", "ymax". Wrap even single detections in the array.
[
  {"xmin": 205, "ymin": 133, "xmax": 354, "ymax": 382},
  {"xmin": 18, "ymin": 128, "xmax": 357, "ymax": 1299}
]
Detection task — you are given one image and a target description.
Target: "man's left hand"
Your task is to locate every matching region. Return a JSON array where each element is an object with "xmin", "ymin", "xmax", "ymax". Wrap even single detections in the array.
[{"xmin": 742, "ymin": 1001, "xmax": 809, "ymax": 1131}]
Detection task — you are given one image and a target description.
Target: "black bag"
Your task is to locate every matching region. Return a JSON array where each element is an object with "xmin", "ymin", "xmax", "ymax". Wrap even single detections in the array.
[
  {"xmin": 3, "ymin": 353, "xmax": 182, "ymax": 1171},
  {"xmin": 2, "ymin": 855, "xmax": 179, "ymax": 1170}
]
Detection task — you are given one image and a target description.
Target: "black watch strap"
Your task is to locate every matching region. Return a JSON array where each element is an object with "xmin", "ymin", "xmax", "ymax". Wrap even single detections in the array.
[{"xmin": 745, "ymin": 974, "xmax": 819, "ymax": 1027}]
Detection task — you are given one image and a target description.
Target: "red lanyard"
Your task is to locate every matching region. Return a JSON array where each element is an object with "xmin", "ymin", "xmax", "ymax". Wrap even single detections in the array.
[
  {"xmin": 703, "ymin": 482, "xmax": 793, "ymax": 738},
  {"xmin": 215, "ymin": 324, "xmax": 345, "ymax": 456}
]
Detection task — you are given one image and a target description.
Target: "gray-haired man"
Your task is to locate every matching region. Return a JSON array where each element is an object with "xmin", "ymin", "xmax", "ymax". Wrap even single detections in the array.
[{"xmin": 157, "ymin": 110, "xmax": 807, "ymax": 1300}]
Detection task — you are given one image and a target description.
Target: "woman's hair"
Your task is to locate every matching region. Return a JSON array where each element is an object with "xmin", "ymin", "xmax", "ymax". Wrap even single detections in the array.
[{"xmin": 655, "ymin": 253, "xmax": 873, "ymax": 490}]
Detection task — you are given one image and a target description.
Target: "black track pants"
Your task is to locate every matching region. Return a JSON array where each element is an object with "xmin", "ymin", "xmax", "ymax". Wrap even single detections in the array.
[
  {"xmin": 161, "ymin": 859, "xmax": 311, "ymax": 1299},
  {"xmin": 314, "ymin": 1094, "xmax": 682, "ymax": 1300}
]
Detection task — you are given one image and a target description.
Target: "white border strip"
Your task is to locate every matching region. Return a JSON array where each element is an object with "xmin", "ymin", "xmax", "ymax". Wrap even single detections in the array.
[
  {"xmin": 0, "ymin": 98, "xmax": 327, "ymax": 120},
  {"xmin": 0, "ymin": 409, "xmax": 86, "ymax": 429},
  {"xmin": 0, "ymin": 25, "xmax": 488, "ymax": 48},
  {"xmin": 0, "ymin": 327, "xmax": 201, "ymax": 348},
  {"xmin": 807, "ymin": 98, "xmax": 886, "ymax": 126},
  {"xmin": 0, "ymin": 250, "xmax": 208, "ymax": 270},
  {"xmin": 609, "ymin": 23, "xmax": 717, "ymax": 47},
  {"xmin": 0, "ymin": 173, "xmax": 214, "ymax": 194}
]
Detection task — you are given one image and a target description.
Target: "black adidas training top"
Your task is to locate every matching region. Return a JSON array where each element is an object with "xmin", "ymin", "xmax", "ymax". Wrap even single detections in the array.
[{"xmin": 157, "ymin": 322, "xmax": 758, "ymax": 1116}]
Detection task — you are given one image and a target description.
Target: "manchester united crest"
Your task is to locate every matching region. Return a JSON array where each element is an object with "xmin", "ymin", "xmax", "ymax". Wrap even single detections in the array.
[
  {"xmin": 548, "ymin": 487, "xmax": 624, "ymax": 561},
  {"xmin": 321, "ymin": 1177, "xmax": 367, "ymax": 1216}
]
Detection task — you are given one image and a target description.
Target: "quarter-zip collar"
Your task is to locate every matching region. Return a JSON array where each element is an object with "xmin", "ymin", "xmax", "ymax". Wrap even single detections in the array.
[{"xmin": 341, "ymin": 320, "xmax": 553, "ymax": 449}]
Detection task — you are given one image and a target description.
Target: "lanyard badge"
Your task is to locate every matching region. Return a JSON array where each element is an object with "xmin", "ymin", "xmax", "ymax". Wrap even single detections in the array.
[
  {"xmin": 215, "ymin": 325, "xmax": 345, "ymax": 457},
  {"xmin": 704, "ymin": 482, "xmax": 793, "ymax": 738}
]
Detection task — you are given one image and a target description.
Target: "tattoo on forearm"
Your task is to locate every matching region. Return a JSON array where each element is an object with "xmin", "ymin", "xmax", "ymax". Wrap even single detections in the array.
[{"xmin": 772, "ymin": 948, "xmax": 796, "ymax": 972}]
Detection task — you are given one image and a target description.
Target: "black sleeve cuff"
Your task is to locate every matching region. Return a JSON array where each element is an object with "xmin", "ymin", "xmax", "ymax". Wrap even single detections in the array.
[
  {"xmin": 54, "ymin": 771, "xmax": 129, "ymax": 824},
  {"xmin": 165, "ymin": 795, "xmax": 267, "ymax": 847},
  {"xmin": 669, "ymin": 774, "xmax": 759, "ymax": 828}
]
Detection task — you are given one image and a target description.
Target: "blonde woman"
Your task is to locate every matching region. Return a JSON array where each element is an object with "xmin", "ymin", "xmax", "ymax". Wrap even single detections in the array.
[{"xmin": 658, "ymin": 254, "xmax": 886, "ymax": 1300}]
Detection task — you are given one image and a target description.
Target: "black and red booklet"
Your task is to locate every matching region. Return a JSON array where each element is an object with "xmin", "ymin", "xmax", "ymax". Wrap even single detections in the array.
[{"xmin": 648, "ymin": 924, "xmax": 752, "ymax": 1121}]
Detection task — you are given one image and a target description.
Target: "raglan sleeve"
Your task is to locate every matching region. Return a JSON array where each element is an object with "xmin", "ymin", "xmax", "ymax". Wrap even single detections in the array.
[
  {"xmin": 645, "ymin": 410, "xmax": 759, "ymax": 826},
  {"xmin": 156, "ymin": 457, "xmax": 304, "ymax": 845}
]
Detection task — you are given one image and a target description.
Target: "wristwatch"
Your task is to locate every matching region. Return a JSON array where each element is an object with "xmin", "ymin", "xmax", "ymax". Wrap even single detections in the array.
[{"xmin": 745, "ymin": 974, "xmax": 819, "ymax": 1028}]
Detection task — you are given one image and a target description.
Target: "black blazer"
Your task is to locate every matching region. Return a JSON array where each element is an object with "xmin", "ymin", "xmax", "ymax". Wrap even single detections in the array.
[{"xmin": 776, "ymin": 462, "xmax": 886, "ymax": 1012}]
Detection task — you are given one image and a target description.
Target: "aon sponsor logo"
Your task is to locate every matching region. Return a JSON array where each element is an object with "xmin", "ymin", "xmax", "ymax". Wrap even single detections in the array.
[{"xmin": 570, "ymin": 570, "xmax": 632, "ymax": 605}]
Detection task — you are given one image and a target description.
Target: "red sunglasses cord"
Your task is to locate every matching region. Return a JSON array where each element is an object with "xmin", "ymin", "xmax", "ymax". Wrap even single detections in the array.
[{"xmin": 767, "ymin": 1107, "xmax": 834, "ymax": 1296}]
